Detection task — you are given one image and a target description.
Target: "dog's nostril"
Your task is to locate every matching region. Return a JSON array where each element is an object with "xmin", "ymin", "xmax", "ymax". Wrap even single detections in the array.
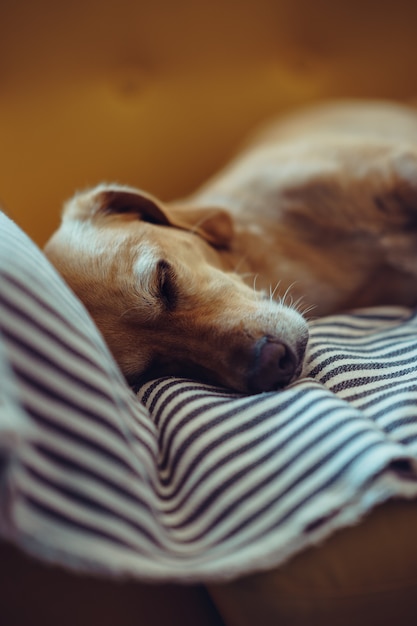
[
  {"xmin": 281, "ymin": 344, "xmax": 297, "ymax": 374},
  {"xmin": 248, "ymin": 337, "xmax": 298, "ymax": 393},
  {"xmin": 297, "ymin": 334, "xmax": 309, "ymax": 361}
]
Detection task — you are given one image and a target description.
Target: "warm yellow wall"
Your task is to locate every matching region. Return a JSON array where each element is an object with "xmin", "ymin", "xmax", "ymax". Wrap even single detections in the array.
[{"xmin": 1, "ymin": 0, "xmax": 417, "ymax": 245}]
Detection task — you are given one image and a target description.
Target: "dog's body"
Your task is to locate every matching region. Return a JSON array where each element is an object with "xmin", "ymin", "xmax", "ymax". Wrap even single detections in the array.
[{"xmin": 45, "ymin": 100, "xmax": 417, "ymax": 393}]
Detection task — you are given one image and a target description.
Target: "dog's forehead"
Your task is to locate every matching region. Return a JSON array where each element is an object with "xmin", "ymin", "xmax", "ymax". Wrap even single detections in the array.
[
  {"xmin": 132, "ymin": 228, "xmax": 209, "ymax": 263},
  {"xmin": 133, "ymin": 242, "xmax": 160, "ymax": 276}
]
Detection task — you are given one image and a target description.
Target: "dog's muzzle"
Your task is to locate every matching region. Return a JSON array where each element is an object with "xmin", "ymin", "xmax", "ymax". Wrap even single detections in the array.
[{"xmin": 248, "ymin": 335, "xmax": 307, "ymax": 393}]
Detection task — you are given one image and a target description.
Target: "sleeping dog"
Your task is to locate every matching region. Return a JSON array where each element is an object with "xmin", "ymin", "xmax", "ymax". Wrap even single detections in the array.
[{"xmin": 44, "ymin": 100, "xmax": 417, "ymax": 393}]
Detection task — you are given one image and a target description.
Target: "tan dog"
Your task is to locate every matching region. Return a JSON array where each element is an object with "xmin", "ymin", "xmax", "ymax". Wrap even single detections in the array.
[{"xmin": 45, "ymin": 100, "xmax": 417, "ymax": 393}]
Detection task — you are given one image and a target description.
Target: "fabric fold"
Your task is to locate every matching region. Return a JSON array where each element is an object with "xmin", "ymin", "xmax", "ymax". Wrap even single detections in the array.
[{"xmin": 1, "ymin": 210, "xmax": 417, "ymax": 583}]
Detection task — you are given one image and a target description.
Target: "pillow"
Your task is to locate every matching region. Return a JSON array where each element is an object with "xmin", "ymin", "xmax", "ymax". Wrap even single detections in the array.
[
  {"xmin": 0, "ymin": 211, "xmax": 157, "ymax": 573},
  {"xmin": 1, "ymin": 209, "xmax": 417, "ymax": 594}
]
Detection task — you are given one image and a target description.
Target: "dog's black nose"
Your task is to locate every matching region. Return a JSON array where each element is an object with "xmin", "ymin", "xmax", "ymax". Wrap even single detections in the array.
[{"xmin": 248, "ymin": 337, "xmax": 301, "ymax": 393}]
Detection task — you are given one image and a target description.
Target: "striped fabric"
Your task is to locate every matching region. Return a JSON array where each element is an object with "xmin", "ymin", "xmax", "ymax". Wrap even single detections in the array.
[{"xmin": 1, "ymin": 209, "xmax": 417, "ymax": 582}]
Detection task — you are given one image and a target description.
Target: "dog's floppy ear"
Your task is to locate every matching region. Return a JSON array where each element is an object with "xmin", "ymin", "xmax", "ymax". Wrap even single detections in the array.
[
  {"xmin": 163, "ymin": 203, "xmax": 234, "ymax": 248},
  {"xmin": 63, "ymin": 185, "xmax": 170, "ymax": 225},
  {"xmin": 64, "ymin": 185, "xmax": 234, "ymax": 248}
]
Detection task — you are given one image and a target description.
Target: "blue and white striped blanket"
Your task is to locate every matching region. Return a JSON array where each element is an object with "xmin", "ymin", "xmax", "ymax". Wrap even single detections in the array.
[{"xmin": 1, "ymin": 210, "xmax": 417, "ymax": 582}]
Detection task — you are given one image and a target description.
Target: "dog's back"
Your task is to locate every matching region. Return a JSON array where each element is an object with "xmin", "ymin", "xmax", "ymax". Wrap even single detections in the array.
[{"xmin": 184, "ymin": 100, "xmax": 417, "ymax": 312}]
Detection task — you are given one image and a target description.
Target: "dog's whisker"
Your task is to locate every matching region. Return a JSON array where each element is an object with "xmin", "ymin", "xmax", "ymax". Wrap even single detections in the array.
[
  {"xmin": 270, "ymin": 280, "xmax": 282, "ymax": 302},
  {"xmin": 292, "ymin": 295, "xmax": 315, "ymax": 315},
  {"xmin": 300, "ymin": 303, "xmax": 318, "ymax": 320},
  {"xmin": 292, "ymin": 295, "xmax": 305, "ymax": 310},
  {"xmin": 118, "ymin": 305, "xmax": 144, "ymax": 320},
  {"xmin": 239, "ymin": 271, "xmax": 256, "ymax": 280},
  {"xmin": 280, "ymin": 281, "xmax": 298, "ymax": 307},
  {"xmin": 233, "ymin": 255, "xmax": 249, "ymax": 273},
  {"xmin": 252, "ymin": 274, "xmax": 259, "ymax": 294}
]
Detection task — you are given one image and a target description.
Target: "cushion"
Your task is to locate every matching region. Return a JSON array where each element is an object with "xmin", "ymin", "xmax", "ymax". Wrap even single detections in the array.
[{"xmin": 1, "ymin": 211, "xmax": 417, "ymax": 622}]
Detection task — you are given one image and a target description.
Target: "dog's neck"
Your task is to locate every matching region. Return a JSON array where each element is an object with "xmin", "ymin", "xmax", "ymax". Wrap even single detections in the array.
[{"xmin": 199, "ymin": 204, "xmax": 406, "ymax": 318}]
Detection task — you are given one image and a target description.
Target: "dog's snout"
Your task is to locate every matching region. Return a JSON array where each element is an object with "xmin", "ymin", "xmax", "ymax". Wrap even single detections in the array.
[{"xmin": 248, "ymin": 336, "xmax": 303, "ymax": 393}]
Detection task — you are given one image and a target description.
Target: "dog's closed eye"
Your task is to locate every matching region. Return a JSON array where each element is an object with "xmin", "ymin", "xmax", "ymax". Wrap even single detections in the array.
[{"xmin": 156, "ymin": 260, "xmax": 177, "ymax": 310}]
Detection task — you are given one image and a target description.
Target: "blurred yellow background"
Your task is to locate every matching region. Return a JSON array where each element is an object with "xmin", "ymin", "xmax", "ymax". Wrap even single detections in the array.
[{"xmin": 1, "ymin": 0, "xmax": 417, "ymax": 245}]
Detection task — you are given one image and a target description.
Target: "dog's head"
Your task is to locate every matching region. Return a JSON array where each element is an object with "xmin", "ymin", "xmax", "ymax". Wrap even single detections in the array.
[{"xmin": 45, "ymin": 184, "xmax": 309, "ymax": 393}]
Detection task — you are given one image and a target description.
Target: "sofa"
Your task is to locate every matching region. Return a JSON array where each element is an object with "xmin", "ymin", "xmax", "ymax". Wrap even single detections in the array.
[{"xmin": 1, "ymin": 1, "xmax": 417, "ymax": 624}]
